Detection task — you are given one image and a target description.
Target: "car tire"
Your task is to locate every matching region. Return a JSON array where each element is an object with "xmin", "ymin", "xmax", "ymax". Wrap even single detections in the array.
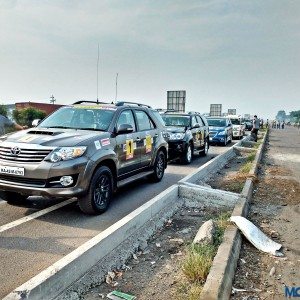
[
  {"xmin": 150, "ymin": 150, "xmax": 166, "ymax": 182},
  {"xmin": 200, "ymin": 138, "xmax": 209, "ymax": 156},
  {"xmin": 0, "ymin": 191, "xmax": 27, "ymax": 204},
  {"xmin": 78, "ymin": 166, "xmax": 113, "ymax": 215},
  {"xmin": 181, "ymin": 143, "xmax": 193, "ymax": 164}
]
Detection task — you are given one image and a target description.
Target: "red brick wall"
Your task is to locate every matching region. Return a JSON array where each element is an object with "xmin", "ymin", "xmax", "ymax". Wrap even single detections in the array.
[{"xmin": 15, "ymin": 102, "xmax": 64, "ymax": 115}]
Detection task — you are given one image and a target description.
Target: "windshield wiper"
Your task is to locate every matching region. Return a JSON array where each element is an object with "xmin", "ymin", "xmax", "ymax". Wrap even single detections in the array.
[
  {"xmin": 77, "ymin": 128, "xmax": 106, "ymax": 131},
  {"xmin": 44, "ymin": 126, "xmax": 70, "ymax": 129}
]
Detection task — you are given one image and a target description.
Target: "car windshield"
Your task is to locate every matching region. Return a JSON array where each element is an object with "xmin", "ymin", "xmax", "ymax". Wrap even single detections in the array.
[
  {"xmin": 38, "ymin": 106, "xmax": 115, "ymax": 131},
  {"xmin": 230, "ymin": 119, "xmax": 241, "ymax": 125},
  {"xmin": 162, "ymin": 115, "xmax": 190, "ymax": 127},
  {"xmin": 207, "ymin": 118, "xmax": 226, "ymax": 127}
]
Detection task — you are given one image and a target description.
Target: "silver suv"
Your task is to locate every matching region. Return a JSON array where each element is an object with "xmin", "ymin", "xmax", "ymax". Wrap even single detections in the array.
[{"xmin": 0, "ymin": 101, "xmax": 168, "ymax": 214}]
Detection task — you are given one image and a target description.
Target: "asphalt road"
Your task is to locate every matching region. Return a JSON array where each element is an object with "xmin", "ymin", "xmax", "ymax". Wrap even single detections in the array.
[{"xmin": 0, "ymin": 142, "xmax": 237, "ymax": 298}]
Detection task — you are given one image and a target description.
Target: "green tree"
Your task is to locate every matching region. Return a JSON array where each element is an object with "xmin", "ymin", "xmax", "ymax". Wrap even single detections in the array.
[
  {"xmin": 0, "ymin": 104, "xmax": 8, "ymax": 117},
  {"xmin": 290, "ymin": 110, "xmax": 300, "ymax": 123},
  {"xmin": 276, "ymin": 110, "xmax": 287, "ymax": 121},
  {"xmin": 13, "ymin": 107, "xmax": 47, "ymax": 127}
]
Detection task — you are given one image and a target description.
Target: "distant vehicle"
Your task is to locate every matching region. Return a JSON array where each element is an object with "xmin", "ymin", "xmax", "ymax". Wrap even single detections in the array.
[
  {"xmin": 0, "ymin": 101, "xmax": 168, "ymax": 215},
  {"xmin": 244, "ymin": 120, "xmax": 253, "ymax": 131},
  {"xmin": 160, "ymin": 111, "xmax": 209, "ymax": 164},
  {"xmin": 207, "ymin": 117, "xmax": 233, "ymax": 146},
  {"xmin": 228, "ymin": 115, "xmax": 245, "ymax": 139}
]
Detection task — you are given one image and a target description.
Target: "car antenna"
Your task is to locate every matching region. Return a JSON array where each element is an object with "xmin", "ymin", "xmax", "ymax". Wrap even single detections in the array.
[{"xmin": 96, "ymin": 43, "xmax": 100, "ymax": 104}]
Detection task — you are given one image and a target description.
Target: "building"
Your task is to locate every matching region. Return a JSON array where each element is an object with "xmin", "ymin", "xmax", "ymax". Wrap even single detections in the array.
[
  {"xmin": 15, "ymin": 102, "xmax": 64, "ymax": 115},
  {"xmin": 167, "ymin": 91, "xmax": 186, "ymax": 112}
]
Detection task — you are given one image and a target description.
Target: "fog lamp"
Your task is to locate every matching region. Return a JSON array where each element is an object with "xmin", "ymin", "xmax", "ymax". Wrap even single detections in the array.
[{"xmin": 60, "ymin": 176, "xmax": 74, "ymax": 187}]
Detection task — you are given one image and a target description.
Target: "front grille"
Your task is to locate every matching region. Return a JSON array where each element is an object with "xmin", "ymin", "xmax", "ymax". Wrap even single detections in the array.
[
  {"xmin": 0, "ymin": 175, "xmax": 46, "ymax": 187},
  {"xmin": 0, "ymin": 146, "xmax": 52, "ymax": 162}
]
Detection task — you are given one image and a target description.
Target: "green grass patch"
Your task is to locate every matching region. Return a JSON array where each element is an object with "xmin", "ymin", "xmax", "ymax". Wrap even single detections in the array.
[
  {"xmin": 246, "ymin": 152, "xmax": 256, "ymax": 162},
  {"xmin": 179, "ymin": 212, "xmax": 230, "ymax": 299},
  {"xmin": 240, "ymin": 161, "xmax": 252, "ymax": 173}
]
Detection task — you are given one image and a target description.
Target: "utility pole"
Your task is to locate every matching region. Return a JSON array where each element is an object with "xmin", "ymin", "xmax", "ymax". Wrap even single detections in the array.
[
  {"xmin": 50, "ymin": 95, "xmax": 56, "ymax": 104},
  {"xmin": 115, "ymin": 73, "xmax": 118, "ymax": 103}
]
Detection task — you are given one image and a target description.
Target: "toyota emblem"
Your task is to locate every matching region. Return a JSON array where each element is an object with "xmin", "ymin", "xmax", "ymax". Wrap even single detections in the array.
[{"xmin": 10, "ymin": 146, "xmax": 21, "ymax": 156}]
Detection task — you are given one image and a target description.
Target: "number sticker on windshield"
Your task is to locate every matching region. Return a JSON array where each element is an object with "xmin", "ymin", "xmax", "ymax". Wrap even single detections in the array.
[{"xmin": 126, "ymin": 139, "xmax": 134, "ymax": 160}]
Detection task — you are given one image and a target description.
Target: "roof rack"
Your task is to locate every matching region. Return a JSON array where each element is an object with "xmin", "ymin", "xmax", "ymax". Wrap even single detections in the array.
[
  {"xmin": 187, "ymin": 111, "xmax": 201, "ymax": 115},
  {"xmin": 115, "ymin": 101, "xmax": 151, "ymax": 108},
  {"xmin": 73, "ymin": 100, "xmax": 112, "ymax": 105}
]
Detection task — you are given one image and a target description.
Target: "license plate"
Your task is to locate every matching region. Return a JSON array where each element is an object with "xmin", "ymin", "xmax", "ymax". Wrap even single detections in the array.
[{"xmin": 0, "ymin": 165, "xmax": 25, "ymax": 176}]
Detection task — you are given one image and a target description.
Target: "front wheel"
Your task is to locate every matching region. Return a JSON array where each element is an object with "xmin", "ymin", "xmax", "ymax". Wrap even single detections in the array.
[
  {"xmin": 78, "ymin": 166, "xmax": 113, "ymax": 215},
  {"xmin": 0, "ymin": 191, "xmax": 28, "ymax": 204},
  {"xmin": 200, "ymin": 139, "xmax": 209, "ymax": 156},
  {"xmin": 181, "ymin": 143, "xmax": 193, "ymax": 164},
  {"xmin": 150, "ymin": 150, "xmax": 166, "ymax": 182}
]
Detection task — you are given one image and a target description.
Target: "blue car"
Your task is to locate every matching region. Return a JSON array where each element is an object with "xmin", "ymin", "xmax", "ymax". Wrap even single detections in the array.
[{"xmin": 207, "ymin": 117, "xmax": 233, "ymax": 146}]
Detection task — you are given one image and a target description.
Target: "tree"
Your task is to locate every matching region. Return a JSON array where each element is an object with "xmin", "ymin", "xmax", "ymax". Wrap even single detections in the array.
[
  {"xmin": 13, "ymin": 107, "xmax": 47, "ymax": 127},
  {"xmin": 276, "ymin": 110, "xmax": 287, "ymax": 121},
  {"xmin": 0, "ymin": 104, "xmax": 8, "ymax": 117},
  {"xmin": 290, "ymin": 110, "xmax": 300, "ymax": 123}
]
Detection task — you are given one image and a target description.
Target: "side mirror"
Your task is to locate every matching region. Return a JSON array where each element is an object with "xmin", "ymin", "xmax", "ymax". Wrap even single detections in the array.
[
  {"xmin": 193, "ymin": 123, "xmax": 200, "ymax": 128},
  {"xmin": 116, "ymin": 124, "xmax": 134, "ymax": 134},
  {"xmin": 32, "ymin": 119, "xmax": 41, "ymax": 127}
]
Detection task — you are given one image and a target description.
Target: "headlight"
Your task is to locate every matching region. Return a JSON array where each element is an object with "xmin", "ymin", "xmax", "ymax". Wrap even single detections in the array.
[
  {"xmin": 169, "ymin": 133, "xmax": 185, "ymax": 140},
  {"xmin": 47, "ymin": 146, "xmax": 87, "ymax": 162},
  {"xmin": 218, "ymin": 130, "xmax": 226, "ymax": 135}
]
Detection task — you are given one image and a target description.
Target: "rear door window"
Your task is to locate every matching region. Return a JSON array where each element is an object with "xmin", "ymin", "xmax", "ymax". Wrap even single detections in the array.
[{"xmin": 135, "ymin": 110, "xmax": 156, "ymax": 131}]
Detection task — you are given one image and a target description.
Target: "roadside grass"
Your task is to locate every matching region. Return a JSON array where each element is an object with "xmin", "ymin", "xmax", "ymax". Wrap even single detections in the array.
[
  {"xmin": 239, "ymin": 152, "xmax": 256, "ymax": 174},
  {"xmin": 178, "ymin": 212, "xmax": 230, "ymax": 299}
]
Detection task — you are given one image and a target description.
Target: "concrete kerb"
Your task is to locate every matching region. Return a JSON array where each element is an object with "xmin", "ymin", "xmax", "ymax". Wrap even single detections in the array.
[
  {"xmin": 199, "ymin": 130, "xmax": 268, "ymax": 300},
  {"xmin": 4, "ymin": 185, "xmax": 180, "ymax": 300}
]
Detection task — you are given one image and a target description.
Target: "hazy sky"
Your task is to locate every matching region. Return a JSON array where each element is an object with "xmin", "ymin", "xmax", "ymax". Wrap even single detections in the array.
[{"xmin": 1, "ymin": 0, "xmax": 299, "ymax": 118}]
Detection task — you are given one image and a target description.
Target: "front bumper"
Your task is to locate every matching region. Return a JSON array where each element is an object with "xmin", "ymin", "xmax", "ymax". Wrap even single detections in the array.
[
  {"xmin": 167, "ymin": 140, "xmax": 188, "ymax": 160},
  {"xmin": 209, "ymin": 135, "xmax": 226, "ymax": 144},
  {"xmin": 0, "ymin": 157, "xmax": 91, "ymax": 198}
]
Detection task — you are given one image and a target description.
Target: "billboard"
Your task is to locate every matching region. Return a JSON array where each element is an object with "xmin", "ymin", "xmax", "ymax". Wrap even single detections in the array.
[
  {"xmin": 167, "ymin": 90, "xmax": 186, "ymax": 112},
  {"xmin": 210, "ymin": 104, "xmax": 222, "ymax": 116},
  {"xmin": 228, "ymin": 109, "xmax": 237, "ymax": 115}
]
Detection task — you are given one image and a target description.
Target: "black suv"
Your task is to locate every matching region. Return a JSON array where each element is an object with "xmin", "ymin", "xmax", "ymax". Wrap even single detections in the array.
[
  {"xmin": 0, "ymin": 101, "xmax": 168, "ymax": 214},
  {"xmin": 161, "ymin": 111, "xmax": 209, "ymax": 164}
]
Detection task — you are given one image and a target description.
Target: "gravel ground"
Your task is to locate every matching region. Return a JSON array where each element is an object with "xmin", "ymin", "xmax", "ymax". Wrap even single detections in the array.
[
  {"xmin": 82, "ymin": 206, "xmax": 226, "ymax": 300},
  {"xmin": 231, "ymin": 126, "xmax": 300, "ymax": 300}
]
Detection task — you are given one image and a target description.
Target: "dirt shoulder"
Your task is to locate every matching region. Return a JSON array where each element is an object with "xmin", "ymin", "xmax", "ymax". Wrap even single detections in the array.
[{"xmin": 231, "ymin": 126, "xmax": 300, "ymax": 300}]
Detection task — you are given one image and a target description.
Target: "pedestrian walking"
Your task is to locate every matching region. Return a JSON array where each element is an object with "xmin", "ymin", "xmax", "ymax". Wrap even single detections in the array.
[
  {"xmin": 282, "ymin": 121, "xmax": 285, "ymax": 129},
  {"xmin": 0, "ymin": 114, "xmax": 26, "ymax": 136},
  {"xmin": 251, "ymin": 115, "xmax": 260, "ymax": 142}
]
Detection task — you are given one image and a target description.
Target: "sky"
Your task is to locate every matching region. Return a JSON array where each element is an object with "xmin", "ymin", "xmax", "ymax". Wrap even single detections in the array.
[{"xmin": 0, "ymin": 0, "xmax": 300, "ymax": 119}]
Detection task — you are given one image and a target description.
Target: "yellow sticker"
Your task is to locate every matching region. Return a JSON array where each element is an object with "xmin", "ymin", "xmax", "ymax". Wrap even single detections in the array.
[
  {"xmin": 145, "ymin": 135, "xmax": 152, "ymax": 153},
  {"xmin": 19, "ymin": 135, "xmax": 37, "ymax": 143},
  {"xmin": 126, "ymin": 139, "xmax": 134, "ymax": 160}
]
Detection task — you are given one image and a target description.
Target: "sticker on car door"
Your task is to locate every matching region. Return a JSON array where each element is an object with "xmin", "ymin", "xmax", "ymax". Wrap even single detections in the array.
[
  {"xmin": 126, "ymin": 139, "xmax": 134, "ymax": 160},
  {"xmin": 144, "ymin": 135, "xmax": 153, "ymax": 153}
]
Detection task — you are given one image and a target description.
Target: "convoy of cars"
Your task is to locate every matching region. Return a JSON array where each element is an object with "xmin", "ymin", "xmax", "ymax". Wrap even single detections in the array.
[
  {"xmin": 207, "ymin": 117, "xmax": 233, "ymax": 146},
  {"xmin": 0, "ymin": 101, "xmax": 246, "ymax": 214}
]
